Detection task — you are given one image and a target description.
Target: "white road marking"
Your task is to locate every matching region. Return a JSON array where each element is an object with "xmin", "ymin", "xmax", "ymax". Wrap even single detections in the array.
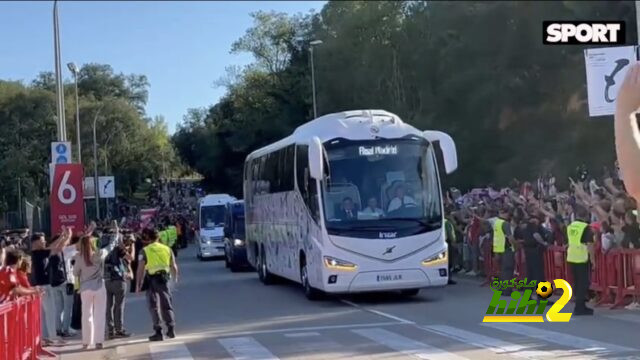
[
  {"xmin": 341, "ymin": 300, "xmax": 415, "ymax": 324},
  {"xmin": 116, "ymin": 345, "xmax": 127, "ymax": 359},
  {"xmin": 353, "ymin": 327, "xmax": 468, "ymax": 360},
  {"xmin": 603, "ymin": 313, "xmax": 640, "ymax": 324},
  {"xmin": 176, "ymin": 321, "xmax": 401, "ymax": 341},
  {"xmin": 422, "ymin": 324, "xmax": 593, "ymax": 359},
  {"xmin": 483, "ymin": 323, "xmax": 636, "ymax": 354},
  {"xmin": 283, "ymin": 332, "xmax": 320, "ymax": 337},
  {"xmin": 149, "ymin": 341, "xmax": 194, "ymax": 360},
  {"xmin": 219, "ymin": 337, "xmax": 280, "ymax": 360}
]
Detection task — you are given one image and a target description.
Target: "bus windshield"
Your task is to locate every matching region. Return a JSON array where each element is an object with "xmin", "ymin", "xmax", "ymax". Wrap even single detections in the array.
[
  {"xmin": 200, "ymin": 205, "xmax": 226, "ymax": 229},
  {"xmin": 322, "ymin": 137, "xmax": 441, "ymax": 237}
]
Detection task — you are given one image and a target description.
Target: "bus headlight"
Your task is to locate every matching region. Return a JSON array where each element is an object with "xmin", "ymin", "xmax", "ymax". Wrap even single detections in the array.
[
  {"xmin": 200, "ymin": 238, "xmax": 211, "ymax": 245},
  {"xmin": 421, "ymin": 251, "xmax": 447, "ymax": 266},
  {"xmin": 323, "ymin": 256, "xmax": 357, "ymax": 271},
  {"xmin": 233, "ymin": 239, "xmax": 244, "ymax": 247}
]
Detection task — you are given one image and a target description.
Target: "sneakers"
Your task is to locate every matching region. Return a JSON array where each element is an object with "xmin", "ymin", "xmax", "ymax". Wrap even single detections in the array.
[
  {"xmin": 448, "ymin": 279, "xmax": 457, "ymax": 285},
  {"xmin": 466, "ymin": 270, "xmax": 477, "ymax": 277},
  {"xmin": 96, "ymin": 343, "xmax": 103, "ymax": 350},
  {"xmin": 115, "ymin": 330, "xmax": 132, "ymax": 338},
  {"xmin": 149, "ymin": 330, "xmax": 164, "ymax": 342},
  {"xmin": 458, "ymin": 269, "xmax": 467, "ymax": 275},
  {"xmin": 166, "ymin": 326, "xmax": 176, "ymax": 339},
  {"xmin": 625, "ymin": 301, "xmax": 640, "ymax": 310}
]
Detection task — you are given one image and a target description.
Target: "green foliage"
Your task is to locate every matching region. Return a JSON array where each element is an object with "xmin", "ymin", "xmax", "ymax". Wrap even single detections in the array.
[
  {"xmin": 0, "ymin": 64, "xmax": 182, "ymax": 213},
  {"xmin": 174, "ymin": 1, "xmax": 637, "ymax": 196}
]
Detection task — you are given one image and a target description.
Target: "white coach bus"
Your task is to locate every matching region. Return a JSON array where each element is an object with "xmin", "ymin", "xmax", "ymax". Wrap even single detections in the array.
[{"xmin": 243, "ymin": 110, "xmax": 457, "ymax": 299}]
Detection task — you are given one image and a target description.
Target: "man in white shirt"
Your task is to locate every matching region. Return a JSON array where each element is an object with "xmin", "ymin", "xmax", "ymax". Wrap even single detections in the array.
[
  {"xmin": 362, "ymin": 197, "xmax": 384, "ymax": 217},
  {"xmin": 387, "ymin": 184, "xmax": 417, "ymax": 213}
]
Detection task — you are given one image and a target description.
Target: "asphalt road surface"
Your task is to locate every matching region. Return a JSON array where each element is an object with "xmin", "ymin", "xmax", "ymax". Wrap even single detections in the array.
[{"xmin": 55, "ymin": 245, "xmax": 640, "ymax": 360}]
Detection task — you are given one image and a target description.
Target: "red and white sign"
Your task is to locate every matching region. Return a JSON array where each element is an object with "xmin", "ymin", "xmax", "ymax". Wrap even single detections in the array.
[{"xmin": 50, "ymin": 164, "xmax": 85, "ymax": 236}]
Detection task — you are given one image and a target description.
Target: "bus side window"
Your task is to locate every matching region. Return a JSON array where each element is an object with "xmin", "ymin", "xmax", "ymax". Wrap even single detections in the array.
[{"xmin": 296, "ymin": 145, "xmax": 320, "ymax": 225}]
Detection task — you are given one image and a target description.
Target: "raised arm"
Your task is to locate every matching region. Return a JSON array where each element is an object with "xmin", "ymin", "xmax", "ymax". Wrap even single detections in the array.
[{"xmin": 615, "ymin": 62, "xmax": 640, "ymax": 200}]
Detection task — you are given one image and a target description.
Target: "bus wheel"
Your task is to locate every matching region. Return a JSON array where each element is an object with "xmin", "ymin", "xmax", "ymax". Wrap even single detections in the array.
[
  {"xmin": 301, "ymin": 263, "xmax": 322, "ymax": 301},
  {"xmin": 224, "ymin": 252, "xmax": 230, "ymax": 268},
  {"xmin": 400, "ymin": 289, "xmax": 420, "ymax": 297},
  {"xmin": 258, "ymin": 248, "xmax": 274, "ymax": 285}
]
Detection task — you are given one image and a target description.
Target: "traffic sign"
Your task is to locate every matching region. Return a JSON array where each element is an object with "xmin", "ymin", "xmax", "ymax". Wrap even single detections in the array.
[
  {"xmin": 99, "ymin": 176, "xmax": 115, "ymax": 198},
  {"xmin": 50, "ymin": 163, "xmax": 85, "ymax": 235},
  {"xmin": 584, "ymin": 46, "xmax": 638, "ymax": 117},
  {"xmin": 51, "ymin": 142, "xmax": 72, "ymax": 164}
]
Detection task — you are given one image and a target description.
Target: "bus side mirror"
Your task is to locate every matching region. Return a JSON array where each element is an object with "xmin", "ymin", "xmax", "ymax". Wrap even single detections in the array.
[
  {"xmin": 309, "ymin": 136, "xmax": 324, "ymax": 180},
  {"xmin": 423, "ymin": 130, "xmax": 458, "ymax": 174}
]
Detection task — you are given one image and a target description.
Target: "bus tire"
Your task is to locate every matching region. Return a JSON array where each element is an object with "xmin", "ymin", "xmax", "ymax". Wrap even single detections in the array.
[
  {"xmin": 301, "ymin": 262, "xmax": 322, "ymax": 301},
  {"xmin": 224, "ymin": 253, "xmax": 230, "ymax": 268},
  {"xmin": 400, "ymin": 289, "xmax": 420, "ymax": 297},
  {"xmin": 258, "ymin": 247, "xmax": 274, "ymax": 285}
]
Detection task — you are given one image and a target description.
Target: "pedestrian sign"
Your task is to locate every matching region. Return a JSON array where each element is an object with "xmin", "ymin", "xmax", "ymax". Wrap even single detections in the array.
[{"xmin": 51, "ymin": 141, "xmax": 72, "ymax": 164}]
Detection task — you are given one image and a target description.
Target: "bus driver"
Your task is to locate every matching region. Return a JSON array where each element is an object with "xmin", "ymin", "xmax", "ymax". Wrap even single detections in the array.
[{"xmin": 387, "ymin": 183, "xmax": 417, "ymax": 213}]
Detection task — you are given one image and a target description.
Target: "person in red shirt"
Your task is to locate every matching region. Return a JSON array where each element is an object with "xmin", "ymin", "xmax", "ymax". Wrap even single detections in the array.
[
  {"xmin": 17, "ymin": 255, "xmax": 32, "ymax": 288},
  {"xmin": 0, "ymin": 250, "xmax": 40, "ymax": 303}
]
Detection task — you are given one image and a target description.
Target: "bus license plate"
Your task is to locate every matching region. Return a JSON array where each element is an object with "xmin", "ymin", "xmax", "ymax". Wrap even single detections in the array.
[{"xmin": 377, "ymin": 274, "xmax": 402, "ymax": 282}]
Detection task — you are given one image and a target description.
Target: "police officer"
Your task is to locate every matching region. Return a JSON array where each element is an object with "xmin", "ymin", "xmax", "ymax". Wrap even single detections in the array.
[
  {"xmin": 492, "ymin": 207, "xmax": 516, "ymax": 296},
  {"xmin": 567, "ymin": 205, "xmax": 595, "ymax": 316},
  {"xmin": 135, "ymin": 228, "xmax": 179, "ymax": 341}
]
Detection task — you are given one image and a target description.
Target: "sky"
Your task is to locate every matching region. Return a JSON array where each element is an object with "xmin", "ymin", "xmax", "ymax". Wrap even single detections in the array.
[{"xmin": 0, "ymin": 1, "xmax": 325, "ymax": 133}]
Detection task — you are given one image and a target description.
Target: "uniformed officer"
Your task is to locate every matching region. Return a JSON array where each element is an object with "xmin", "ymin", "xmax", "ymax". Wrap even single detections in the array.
[
  {"xmin": 566, "ymin": 205, "xmax": 595, "ymax": 316},
  {"xmin": 135, "ymin": 228, "xmax": 179, "ymax": 341},
  {"xmin": 166, "ymin": 221, "xmax": 178, "ymax": 257},
  {"xmin": 492, "ymin": 207, "xmax": 516, "ymax": 296}
]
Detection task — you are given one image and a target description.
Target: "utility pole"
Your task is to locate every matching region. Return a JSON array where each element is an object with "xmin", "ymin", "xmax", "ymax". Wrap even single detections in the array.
[
  {"xmin": 92, "ymin": 108, "xmax": 102, "ymax": 220},
  {"xmin": 309, "ymin": 40, "xmax": 323, "ymax": 119},
  {"xmin": 68, "ymin": 63, "xmax": 81, "ymax": 163},
  {"xmin": 53, "ymin": 0, "xmax": 66, "ymax": 141}
]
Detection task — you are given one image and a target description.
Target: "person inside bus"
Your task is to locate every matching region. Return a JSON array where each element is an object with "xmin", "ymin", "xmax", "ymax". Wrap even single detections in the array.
[
  {"xmin": 387, "ymin": 183, "xmax": 417, "ymax": 213},
  {"xmin": 362, "ymin": 197, "xmax": 384, "ymax": 218},
  {"xmin": 337, "ymin": 197, "xmax": 357, "ymax": 221}
]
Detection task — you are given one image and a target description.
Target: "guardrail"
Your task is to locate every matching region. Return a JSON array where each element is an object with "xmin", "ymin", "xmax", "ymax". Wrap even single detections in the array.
[
  {"xmin": 480, "ymin": 240, "xmax": 640, "ymax": 309},
  {"xmin": 0, "ymin": 295, "xmax": 55, "ymax": 360}
]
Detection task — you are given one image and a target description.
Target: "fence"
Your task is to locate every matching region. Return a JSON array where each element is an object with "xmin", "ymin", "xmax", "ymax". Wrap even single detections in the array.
[
  {"xmin": 482, "ymin": 241, "xmax": 640, "ymax": 309},
  {"xmin": 0, "ymin": 295, "xmax": 54, "ymax": 360}
]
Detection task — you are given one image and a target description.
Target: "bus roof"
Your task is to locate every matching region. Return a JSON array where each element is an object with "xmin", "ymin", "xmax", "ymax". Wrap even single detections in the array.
[
  {"xmin": 246, "ymin": 110, "xmax": 424, "ymax": 160},
  {"xmin": 199, "ymin": 194, "xmax": 236, "ymax": 206}
]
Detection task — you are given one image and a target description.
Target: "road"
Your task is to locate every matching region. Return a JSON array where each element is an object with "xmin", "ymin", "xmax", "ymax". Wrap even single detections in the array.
[{"xmin": 55, "ymin": 245, "xmax": 640, "ymax": 360}]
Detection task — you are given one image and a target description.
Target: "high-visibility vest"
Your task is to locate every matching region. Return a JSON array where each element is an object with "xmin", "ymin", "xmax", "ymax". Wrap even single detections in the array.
[
  {"xmin": 444, "ymin": 219, "xmax": 457, "ymax": 243},
  {"xmin": 143, "ymin": 242, "xmax": 172, "ymax": 275},
  {"xmin": 492, "ymin": 218, "xmax": 511, "ymax": 253},
  {"xmin": 567, "ymin": 221, "xmax": 589, "ymax": 264},
  {"xmin": 159, "ymin": 230, "xmax": 169, "ymax": 246},
  {"xmin": 168, "ymin": 226, "xmax": 177, "ymax": 246}
]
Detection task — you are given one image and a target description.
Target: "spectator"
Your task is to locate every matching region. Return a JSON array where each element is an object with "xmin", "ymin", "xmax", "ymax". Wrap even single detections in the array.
[
  {"xmin": 48, "ymin": 234, "xmax": 76, "ymax": 338},
  {"xmin": 73, "ymin": 234, "xmax": 116, "ymax": 350},
  {"xmin": 614, "ymin": 62, "xmax": 640, "ymax": 200},
  {"xmin": 105, "ymin": 232, "xmax": 134, "ymax": 339},
  {"xmin": 31, "ymin": 230, "xmax": 70, "ymax": 346},
  {"xmin": 622, "ymin": 210, "xmax": 640, "ymax": 249},
  {"xmin": 0, "ymin": 249, "xmax": 41, "ymax": 304},
  {"xmin": 17, "ymin": 255, "xmax": 32, "ymax": 288}
]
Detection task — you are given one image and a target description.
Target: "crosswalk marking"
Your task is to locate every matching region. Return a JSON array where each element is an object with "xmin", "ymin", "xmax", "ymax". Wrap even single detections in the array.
[
  {"xmin": 603, "ymin": 313, "xmax": 640, "ymax": 324},
  {"xmin": 483, "ymin": 323, "xmax": 636, "ymax": 354},
  {"xmin": 149, "ymin": 342, "xmax": 194, "ymax": 360},
  {"xmin": 352, "ymin": 328, "xmax": 468, "ymax": 360},
  {"xmin": 284, "ymin": 332, "xmax": 320, "ymax": 337},
  {"xmin": 422, "ymin": 324, "xmax": 591, "ymax": 359},
  {"xmin": 219, "ymin": 336, "xmax": 280, "ymax": 360}
]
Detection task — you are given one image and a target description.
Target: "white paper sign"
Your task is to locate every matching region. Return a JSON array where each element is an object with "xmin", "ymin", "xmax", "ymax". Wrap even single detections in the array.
[
  {"xmin": 98, "ymin": 176, "xmax": 115, "ymax": 198},
  {"xmin": 584, "ymin": 46, "xmax": 637, "ymax": 117}
]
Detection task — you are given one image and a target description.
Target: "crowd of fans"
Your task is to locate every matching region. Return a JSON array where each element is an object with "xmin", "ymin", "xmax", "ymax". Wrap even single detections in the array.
[
  {"xmin": 0, "ymin": 179, "xmax": 198, "ymax": 350},
  {"xmin": 444, "ymin": 162, "xmax": 640, "ymax": 310}
]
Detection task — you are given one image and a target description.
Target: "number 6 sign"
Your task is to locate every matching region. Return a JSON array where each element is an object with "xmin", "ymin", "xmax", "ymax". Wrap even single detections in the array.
[{"xmin": 50, "ymin": 164, "xmax": 85, "ymax": 235}]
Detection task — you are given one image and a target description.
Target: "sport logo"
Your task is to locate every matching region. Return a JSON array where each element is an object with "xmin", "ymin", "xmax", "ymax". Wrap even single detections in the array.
[
  {"xmin": 482, "ymin": 278, "xmax": 573, "ymax": 323},
  {"xmin": 543, "ymin": 21, "xmax": 625, "ymax": 45}
]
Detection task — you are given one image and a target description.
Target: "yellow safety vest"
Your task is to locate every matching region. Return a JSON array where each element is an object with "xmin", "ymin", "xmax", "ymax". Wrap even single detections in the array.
[
  {"xmin": 444, "ymin": 219, "xmax": 457, "ymax": 243},
  {"xmin": 493, "ymin": 218, "xmax": 512, "ymax": 253},
  {"xmin": 567, "ymin": 221, "xmax": 589, "ymax": 264},
  {"xmin": 168, "ymin": 226, "xmax": 177, "ymax": 246},
  {"xmin": 159, "ymin": 230, "xmax": 169, "ymax": 246},
  {"xmin": 143, "ymin": 242, "xmax": 172, "ymax": 275}
]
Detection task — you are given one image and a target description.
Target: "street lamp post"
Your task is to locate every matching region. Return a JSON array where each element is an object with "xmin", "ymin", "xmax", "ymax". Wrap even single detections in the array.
[
  {"xmin": 309, "ymin": 40, "xmax": 323, "ymax": 119},
  {"xmin": 67, "ymin": 62, "xmax": 81, "ymax": 163},
  {"xmin": 53, "ymin": 0, "xmax": 66, "ymax": 142},
  {"xmin": 92, "ymin": 108, "xmax": 102, "ymax": 220}
]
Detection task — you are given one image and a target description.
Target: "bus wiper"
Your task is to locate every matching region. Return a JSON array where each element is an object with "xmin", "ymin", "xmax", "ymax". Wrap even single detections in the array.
[{"xmin": 391, "ymin": 218, "xmax": 441, "ymax": 227}]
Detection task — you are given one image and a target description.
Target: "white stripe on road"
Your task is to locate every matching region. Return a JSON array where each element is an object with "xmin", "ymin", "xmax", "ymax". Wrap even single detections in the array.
[
  {"xmin": 352, "ymin": 328, "xmax": 467, "ymax": 360},
  {"xmin": 150, "ymin": 342, "xmax": 194, "ymax": 360},
  {"xmin": 422, "ymin": 324, "xmax": 591, "ymax": 359},
  {"xmin": 283, "ymin": 332, "xmax": 320, "ymax": 338},
  {"xmin": 603, "ymin": 313, "xmax": 640, "ymax": 324},
  {"xmin": 116, "ymin": 345, "xmax": 128, "ymax": 360},
  {"xmin": 341, "ymin": 300, "xmax": 415, "ymax": 324},
  {"xmin": 483, "ymin": 323, "xmax": 636, "ymax": 354},
  {"xmin": 219, "ymin": 337, "xmax": 280, "ymax": 360}
]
